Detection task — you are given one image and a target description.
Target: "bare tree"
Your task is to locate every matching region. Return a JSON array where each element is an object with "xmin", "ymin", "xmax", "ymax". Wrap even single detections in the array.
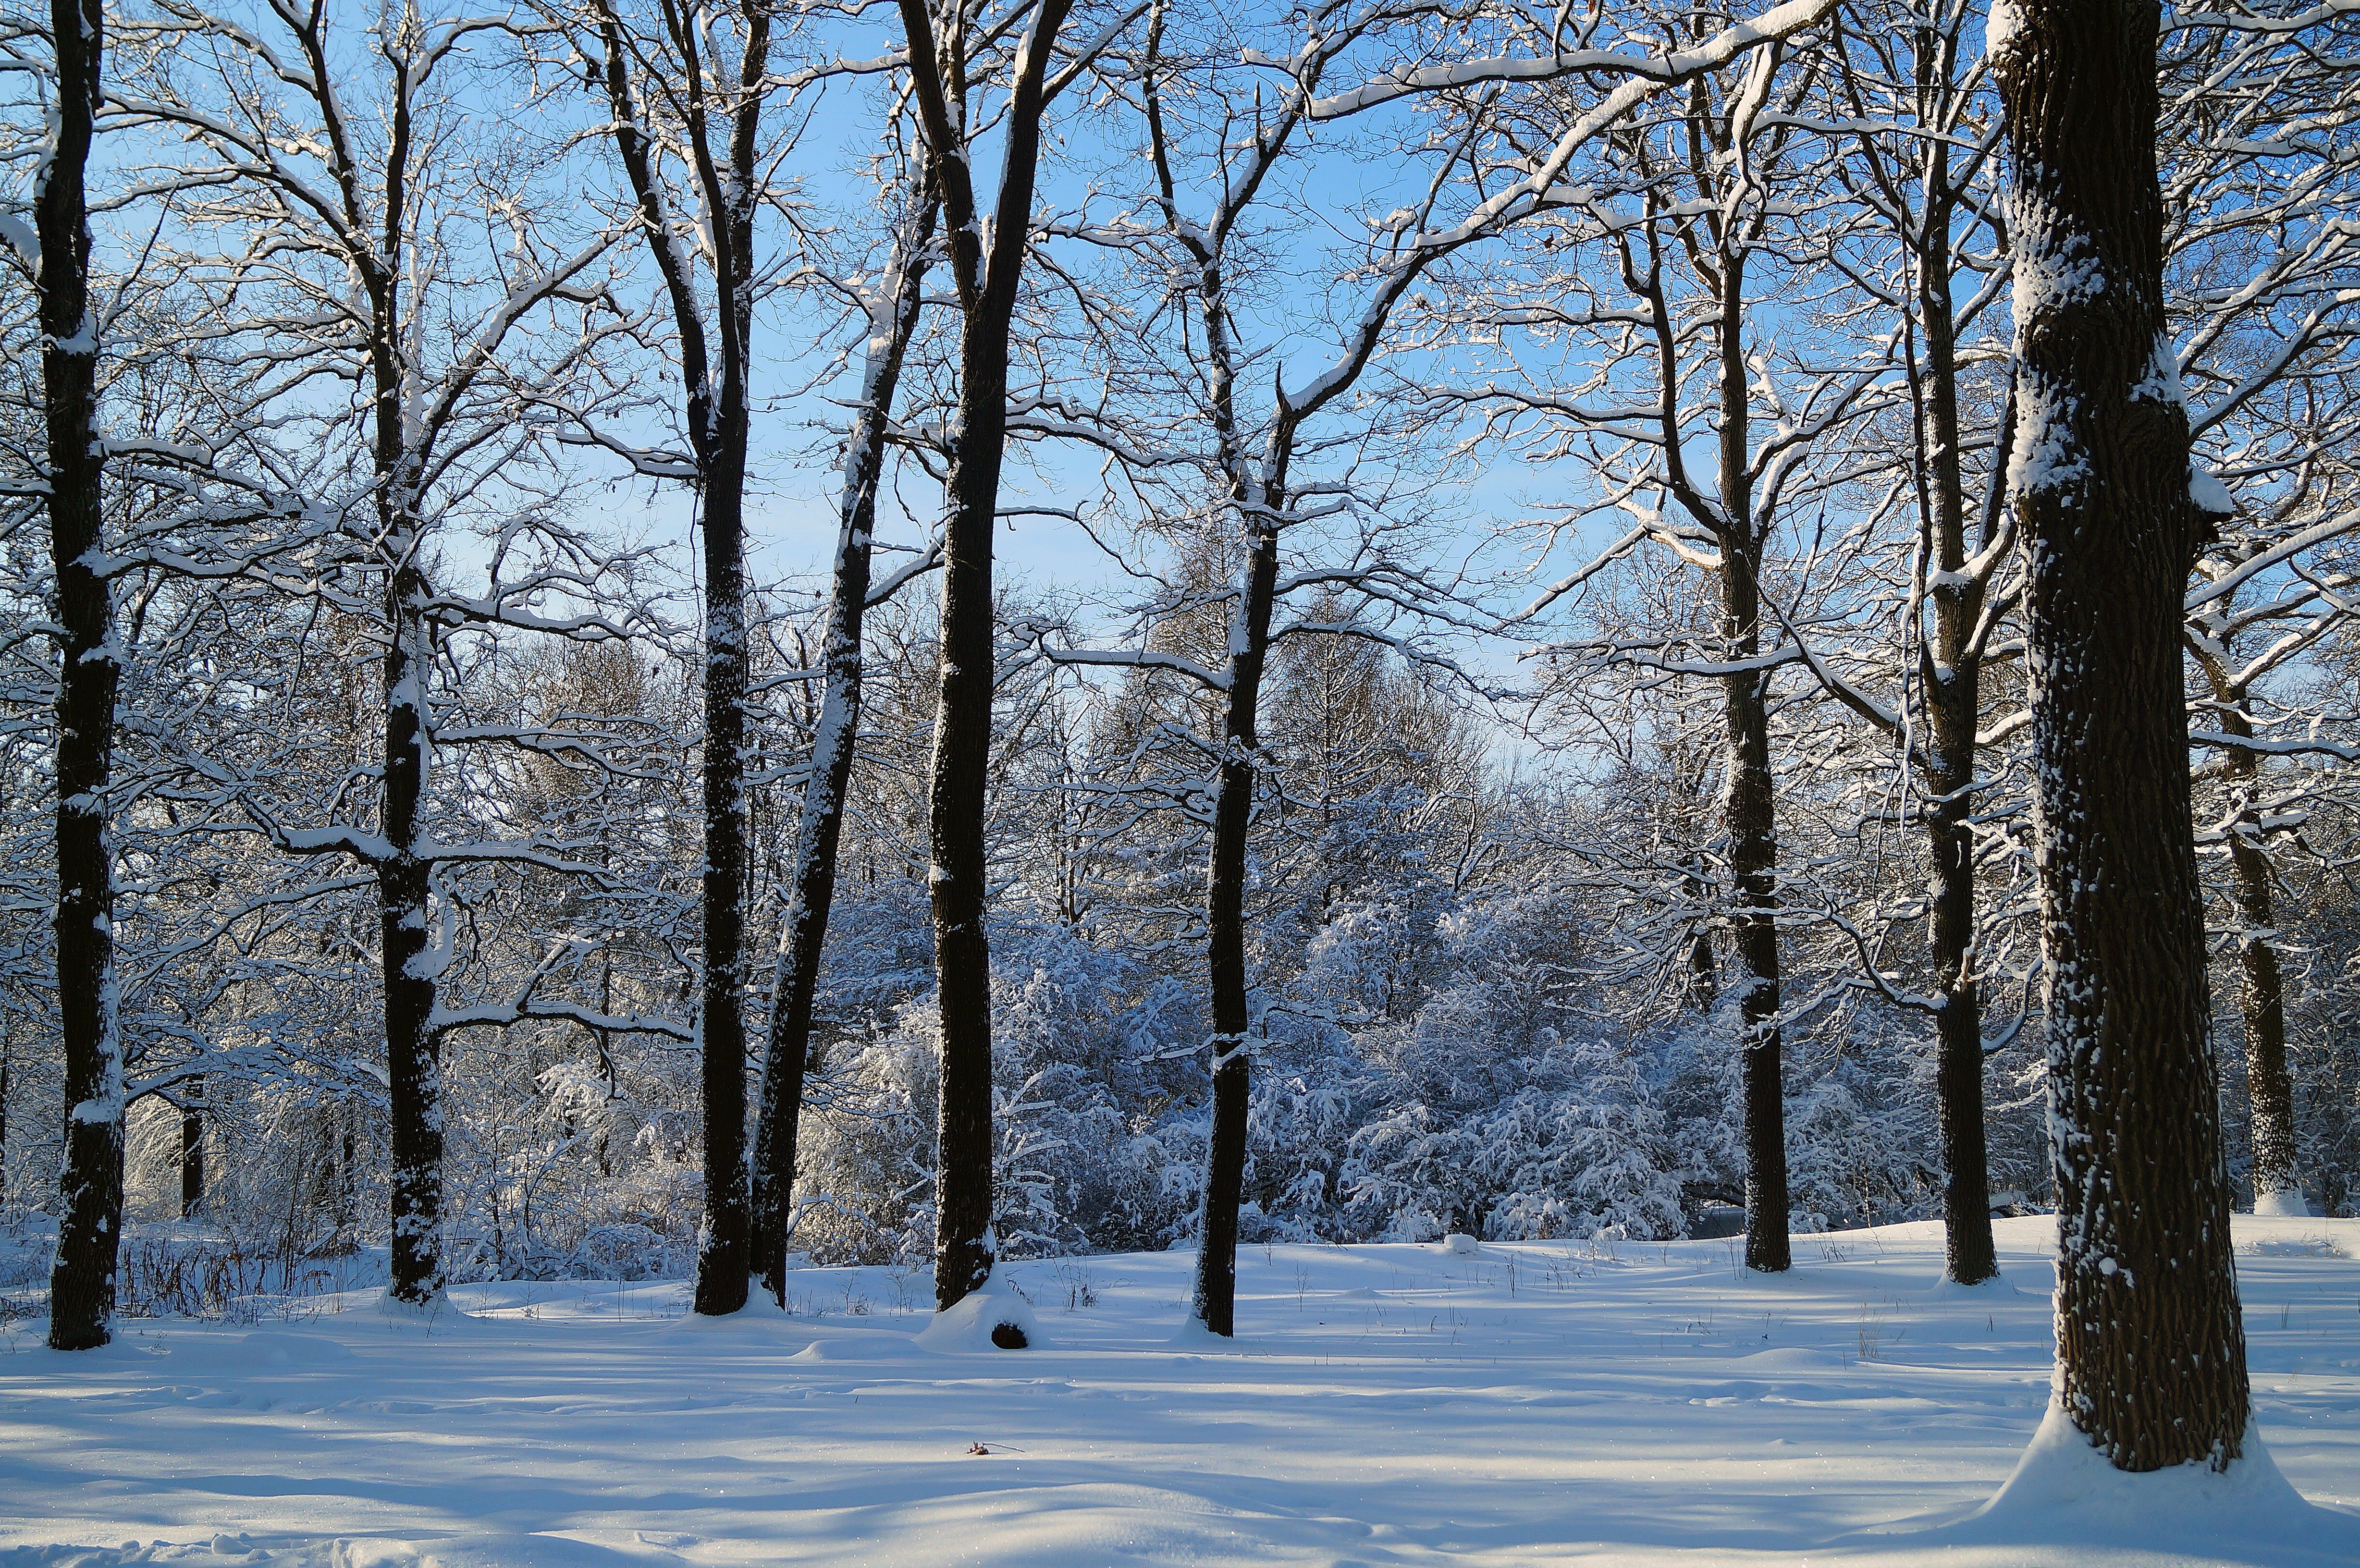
[
  {"xmin": 575, "ymin": 0, "xmax": 787, "ymax": 1319},
  {"xmin": 748, "ymin": 165, "xmax": 940, "ymax": 1304},
  {"xmin": 126, "ymin": 0, "xmax": 635, "ymax": 1304},
  {"xmin": 20, "ymin": 0, "xmax": 124, "ymax": 1350},
  {"xmin": 892, "ymin": 0, "xmax": 1091, "ymax": 1313}
]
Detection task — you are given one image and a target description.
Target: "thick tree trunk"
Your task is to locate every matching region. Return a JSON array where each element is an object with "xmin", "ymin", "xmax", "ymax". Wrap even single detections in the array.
[
  {"xmin": 1992, "ymin": 0, "xmax": 2250, "ymax": 1470},
  {"xmin": 692, "ymin": 395, "xmax": 753, "ymax": 1316},
  {"xmin": 381, "ymin": 581, "xmax": 443, "ymax": 1304},
  {"xmin": 41, "ymin": 0, "xmax": 123, "ymax": 1353},
  {"xmin": 587, "ymin": 0, "xmax": 774, "ymax": 1320},
  {"xmin": 750, "ymin": 188, "xmax": 937, "ymax": 1303},
  {"xmin": 1189, "ymin": 509, "xmax": 1281, "ymax": 1337},
  {"xmin": 1715, "ymin": 255, "xmax": 1790, "ymax": 1275}
]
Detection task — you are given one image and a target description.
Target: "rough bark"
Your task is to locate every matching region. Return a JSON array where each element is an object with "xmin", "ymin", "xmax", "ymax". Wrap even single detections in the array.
[
  {"xmin": 692, "ymin": 379, "xmax": 753, "ymax": 1314},
  {"xmin": 380, "ymin": 552, "xmax": 442, "ymax": 1303},
  {"xmin": 1714, "ymin": 253, "xmax": 1790, "ymax": 1276},
  {"xmin": 42, "ymin": 0, "xmax": 124, "ymax": 1353},
  {"xmin": 897, "ymin": 0, "xmax": 1074, "ymax": 1313},
  {"xmin": 749, "ymin": 185, "xmax": 938, "ymax": 1303},
  {"xmin": 1992, "ymin": 0, "xmax": 2250, "ymax": 1470}
]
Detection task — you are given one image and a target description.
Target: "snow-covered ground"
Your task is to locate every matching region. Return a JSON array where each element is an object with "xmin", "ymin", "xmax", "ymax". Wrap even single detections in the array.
[{"xmin": 1, "ymin": 1216, "xmax": 2354, "ymax": 1568}]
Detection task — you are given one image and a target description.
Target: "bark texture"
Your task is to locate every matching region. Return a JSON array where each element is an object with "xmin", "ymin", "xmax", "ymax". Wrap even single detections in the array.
[
  {"xmin": 749, "ymin": 185, "xmax": 938, "ymax": 1302},
  {"xmin": 1713, "ymin": 253, "xmax": 1790, "ymax": 1276},
  {"xmin": 897, "ymin": 0, "xmax": 1074, "ymax": 1312},
  {"xmin": 43, "ymin": 0, "xmax": 124, "ymax": 1354},
  {"xmin": 1992, "ymin": 0, "xmax": 2251, "ymax": 1471}
]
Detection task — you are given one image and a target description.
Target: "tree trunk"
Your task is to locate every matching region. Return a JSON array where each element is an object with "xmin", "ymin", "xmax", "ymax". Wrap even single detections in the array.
[
  {"xmin": 1715, "ymin": 253, "xmax": 1790, "ymax": 1275},
  {"xmin": 898, "ymin": 0, "xmax": 1075, "ymax": 1313},
  {"xmin": 588, "ymin": 0, "xmax": 773, "ymax": 1319},
  {"xmin": 1992, "ymin": 0, "xmax": 2250, "ymax": 1470},
  {"xmin": 691, "ymin": 404, "xmax": 753, "ymax": 1313},
  {"xmin": 179, "ymin": 1078, "xmax": 205, "ymax": 1219},
  {"xmin": 381, "ymin": 575, "xmax": 443, "ymax": 1304},
  {"xmin": 2202, "ymin": 695, "xmax": 2304, "ymax": 1212},
  {"xmin": 2228, "ymin": 826, "xmax": 2300, "ymax": 1211},
  {"xmin": 42, "ymin": 0, "xmax": 124, "ymax": 1354},
  {"xmin": 1916, "ymin": 100, "xmax": 2000, "ymax": 1286},
  {"xmin": 750, "ymin": 186, "xmax": 937, "ymax": 1303},
  {"xmin": 1189, "ymin": 506, "xmax": 1281, "ymax": 1337},
  {"xmin": 927, "ymin": 296, "xmax": 1009, "ymax": 1311}
]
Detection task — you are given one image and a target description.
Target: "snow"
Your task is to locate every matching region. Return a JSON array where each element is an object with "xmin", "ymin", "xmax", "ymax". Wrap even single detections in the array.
[
  {"xmin": 910, "ymin": 1267, "xmax": 1041, "ymax": 1352},
  {"xmin": 2190, "ymin": 460, "xmax": 2238, "ymax": 517},
  {"xmin": 2, "ymin": 1216, "xmax": 2354, "ymax": 1568},
  {"xmin": 1956, "ymin": 1405, "xmax": 2338, "ymax": 1556},
  {"xmin": 2255, "ymin": 1188, "xmax": 2316, "ymax": 1218}
]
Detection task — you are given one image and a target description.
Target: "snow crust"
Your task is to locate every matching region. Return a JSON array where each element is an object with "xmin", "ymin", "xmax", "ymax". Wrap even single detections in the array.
[{"xmin": 2, "ymin": 1216, "xmax": 2353, "ymax": 1567}]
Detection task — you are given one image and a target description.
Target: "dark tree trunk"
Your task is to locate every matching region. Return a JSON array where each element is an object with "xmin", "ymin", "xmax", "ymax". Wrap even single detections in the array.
[
  {"xmin": 2228, "ymin": 824, "xmax": 2299, "ymax": 1208},
  {"xmin": 2199, "ymin": 688, "xmax": 2303, "ymax": 1211},
  {"xmin": 691, "ymin": 383, "xmax": 753, "ymax": 1314},
  {"xmin": 42, "ymin": 0, "xmax": 124, "ymax": 1353},
  {"xmin": 588, "ymin": 0, "xmax": 770, "ymax": 1315},
  {"xmin": 925, "ymin": 289, "xmax": 1011, "ymax": 1312},
  {"xmin": 335, "ymin": 17, "xmax": 444, "ymax": 1309},
  {"xmin": 750, "ymin": 186, "xmax": 938, "ymax": 1303},
  {"xmin": 1189, "ymin": 506, "xmax": 1281, "ymax": 1337},
  {"xmin": 1714, "ymin": 254, "xmax": 1790, "ymax": 1275},
  {"xmin": 1915, "ymin": 94, "xmax": 2000, "ymax": 1286},
  {"xmin": 381, "ymin": 574, "xmax": 442, "ymax": 1303},
  {"xmin": 897, "ymin": 0, "xmax": 1074, "ymax": 1313},
  {"xmin": 179, "ymin": 1078, "xmax": 204, "ymax": 1219},
  {"xmin": 1992, "ymin": 0, "xmax": 2250, "ymax": 1470}
]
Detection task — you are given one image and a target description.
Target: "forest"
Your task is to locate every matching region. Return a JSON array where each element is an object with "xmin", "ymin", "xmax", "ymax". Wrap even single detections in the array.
[{"xmin": 4, "ymin": 0, "xmax": 2360, "ymax": 1518}]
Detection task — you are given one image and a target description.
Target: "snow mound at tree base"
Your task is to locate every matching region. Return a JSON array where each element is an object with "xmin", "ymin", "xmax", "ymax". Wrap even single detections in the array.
[
  {"xmin": 1929, "ymin": 1405, "xmax": 2360, "ymax": 1563},
  {"xmin": 912, "ymin": 1272, "xmax": 1039, "ymax": 1352},
  {"xmin": 2252, "ymin": 1189, "xmax": 2315, "ymax": 1218}
]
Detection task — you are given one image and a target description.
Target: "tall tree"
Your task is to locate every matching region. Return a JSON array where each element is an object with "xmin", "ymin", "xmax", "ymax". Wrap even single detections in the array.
[
  {"xmin": 894, "ymin": 0, "xmax": 1081, "ymax": 1314},
  {"xmin": 133, "ymin": 0, "xmax": 630, "ymax": 1304},
  {"xmin": 580, "ymin": 0, "xmax": 777, "ymax": 1319},
  {"xmin": 37, "ymin": 0, "xmax": 124, "ymax": 1352},
  {"xmin": 1450, "ymin": 1, "xmax": 1868, "ymax": 1272},
  {"xmin": 1804, "ymin": 0, "xmax": 2017, "ymax": 1284},
  {"xmin": 1990, "ymin": 0, "xmax": 2250, "ymax": 1469},
  {"xmin": 748, "ymin": 169, "xmax": 940, "ymax": 1304}
]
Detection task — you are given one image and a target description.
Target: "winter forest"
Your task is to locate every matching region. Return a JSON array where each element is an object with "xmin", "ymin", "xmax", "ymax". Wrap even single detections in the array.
[{"xmin": 4, "ymin": 0, "xmax": 2360, "ymax": 1560}]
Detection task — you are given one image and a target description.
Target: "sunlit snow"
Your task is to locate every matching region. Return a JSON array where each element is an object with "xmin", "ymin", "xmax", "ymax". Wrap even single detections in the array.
[{"xmin": 2, "ymin": 1216, "xmax": 2353, "ymax": 1567}]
